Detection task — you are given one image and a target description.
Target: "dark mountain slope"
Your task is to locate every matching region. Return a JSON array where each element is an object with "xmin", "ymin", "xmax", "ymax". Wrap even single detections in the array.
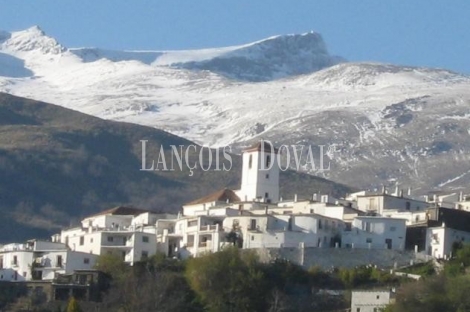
[{"xmin": 0, "ymin": 93, "xmax": 352, "ymax": 242}]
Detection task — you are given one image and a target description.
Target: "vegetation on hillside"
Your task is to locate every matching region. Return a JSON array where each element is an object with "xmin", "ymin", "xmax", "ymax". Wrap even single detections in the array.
[
  {"xmin": 3, "ymin": 246, "xmax": 405, "ymax": 312},
  {"xmin": 385, "ymin": 244, "xmax": 470, "ymax": 312}
]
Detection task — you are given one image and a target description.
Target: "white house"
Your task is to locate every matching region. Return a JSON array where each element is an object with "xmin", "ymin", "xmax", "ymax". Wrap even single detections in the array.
[
  {"xmin": 223, "ymin": 214, "xmax": 344, "ymax": 249},
  {"xmin": 423, "ymin": 207, "xmax": 470, "ymax": 259},
  {"xmin": 424, "ymin": 192, "xmax": 462, "ymax": 209},
  {"xmin": 351, "ymin": 290, "xmax": 395, "ymax": 312},
  {"xmin": 356, "ymin": 192, "xmax": 429, "ymax": 215},
  {"xmin": 454, "ymin": 193, "xmax": 470, "ymax": 211},
  {"xmin": 0, "ymin": 240, "xmax": 97, "ymax": 282},
  {"xmin": 425, "ymin": 225, "xmax": 470, "ymax": 259},
  {"xmin": 55, "ymin": 206, "xmax": 175, "ymax": 265},
  {"xmin": 174, "ymin": 215, "xmax": 225, "ymax": 257},
  {"xmin": 342, "ymin": 217, "xmax": 407, "ymax": 250}
]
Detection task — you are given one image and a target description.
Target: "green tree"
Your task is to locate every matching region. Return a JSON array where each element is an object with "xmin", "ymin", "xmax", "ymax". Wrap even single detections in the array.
[
  {"xmin": 185, "ymin": 246, "xmax": 266, "ymax": 312},
  {"xmin": 93, "ymin": 253, "xmax": 128, "ymax": 278}
]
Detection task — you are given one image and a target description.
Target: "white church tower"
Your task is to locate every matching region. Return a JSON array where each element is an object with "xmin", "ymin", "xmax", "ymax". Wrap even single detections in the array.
[{"xmin": 236, "ymin": 141, "xmax": 280, "ymax": 203}]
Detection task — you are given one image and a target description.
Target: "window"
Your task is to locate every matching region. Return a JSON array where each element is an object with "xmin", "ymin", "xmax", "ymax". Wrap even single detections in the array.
[
  {"xmin": 107, "ymin": 236, "xmax": 114, "ymax": 242},
  {"xmin": 23, "ymin": 272, "xmax": 27, "ymax": 278},
  {"xmin": 366, "ymin": 238, "xmax": 372, "ymax": 243},
  {"xmin": 84, "ymin": 258, "xmax": 90, "ymax": 264},
  {"xmin": 188, "ymin": 220, "xmax": 198, "ymax": 227},
  {"xmin": 406, "ymin": 202, "xmax": 411, "ymax": 210},
  {"xmin": 13, "ymin": 256, "xmax": 17, "ymax": 265},
  {"xmin": 90, "ymin": 238, "xmax": 93, "ymax": 243},
  {"xmin": 357, "ymin": 308, "xmax": 360, "ymax": 312},
  {"xmin": 142, "ymin": 236, "xmax": 149, "ymax": 243},
  {"xmin": 310, "ymin": 209, "xmax": 314, "ymax": 214},
  {"xmin": 141, "ymin": 251, "xmax": 149, "ymax": 259},
  {"xmin": 56, "ymin": 255, "xmax": 63, "ymax": 267},
  {"xmin": 376, "ymin": 295, "xmax": 380, "ymax": 299},
  {"xmin": 265, "ymin": 192, "xmax": 269, "ymax": 198},
  {"xmin": 248, "ymin": 155, "xmax": 253, "ymax": 169},
  {"xmin": 251, "ymin": 235, "xmax": 254, "ymax": 241},
  {"xmin": 318, "ymin": 220, "xmax": 322, "ymax": 229},
  {"xmin": 79, "ymin": 236, "xmax": 84, "ymax": 246},
  {"xmin": 266, "ymin": 155, "xmax": 271, "ymax": 167},
  {"xmin": 250, "ymin": 219, "xmax": 257, "ymax": 230},
  {"xmin": 265, "ymin": 173, "xmax": 269, "ymax": 179}
]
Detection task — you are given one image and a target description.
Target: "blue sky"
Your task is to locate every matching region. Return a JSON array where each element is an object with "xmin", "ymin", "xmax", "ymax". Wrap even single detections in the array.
[{"xmin": 1, "ymin": 0, "xmax": 469, "ymax": 73}]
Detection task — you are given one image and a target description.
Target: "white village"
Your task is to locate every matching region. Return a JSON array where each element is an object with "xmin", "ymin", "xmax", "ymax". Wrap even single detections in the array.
[{"xmin": 2, "ymin": 141, "xmax": 470, "ymax": 310}]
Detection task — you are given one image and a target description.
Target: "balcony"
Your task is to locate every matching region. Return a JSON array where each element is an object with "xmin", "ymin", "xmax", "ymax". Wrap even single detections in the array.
[
  {"xmin": 247, "ymin": 225, "xmax": 261, "ymax": 232},
  {"xmin": 199, "ymin": 224, "xmax": 220, "ymax": 232}
]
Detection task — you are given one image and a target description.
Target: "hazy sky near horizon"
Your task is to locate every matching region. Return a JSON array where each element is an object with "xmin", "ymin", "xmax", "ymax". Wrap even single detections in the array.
[{"xmin": 1, "ymin": 0, "xmax": 469, "ymax": 74}]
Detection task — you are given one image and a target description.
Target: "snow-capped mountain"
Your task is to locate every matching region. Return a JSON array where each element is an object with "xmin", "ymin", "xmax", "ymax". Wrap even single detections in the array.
[{"xmin": 1, "ymin": 26, "xmax": 470, "ymax": 192}]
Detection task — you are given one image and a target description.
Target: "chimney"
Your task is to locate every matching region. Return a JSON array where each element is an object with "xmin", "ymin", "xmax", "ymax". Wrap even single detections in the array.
[
  {"xmin": 407, "ymin": 187, "xmax": 412, "ymax": 196},
  {"xmin": 313, "ymin": 193, "xmax": 318, "ymax": 201},
  {"xmin": 294, "ymin": 194, "xmax": 298, "ymax": 202},
  {"xmin": 265, "ymin": 206, "xmax": 268, "ymax": 215},
  {"xmin": 395, "ymin": 185, "xmax": 399, "ymax": 196},
  {"xmin": 399, "ymin": 190, "xmax": 403, "ymax": 198},
  {"xmin": 382, "ymin": 186, "xmax": 386, "ymax": 194},
  {"xmin": 280, "ymin": 196, "xmax": 283, "ymax": 202},
  {"xmin": 459, "ymin": 191, "xmax": 464, "ymax": 202}
]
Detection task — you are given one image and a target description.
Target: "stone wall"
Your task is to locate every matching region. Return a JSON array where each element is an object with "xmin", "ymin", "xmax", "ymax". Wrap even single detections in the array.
[{"xmin": 254, "ymin": 247, "xmax": 431, "ymax": 269}]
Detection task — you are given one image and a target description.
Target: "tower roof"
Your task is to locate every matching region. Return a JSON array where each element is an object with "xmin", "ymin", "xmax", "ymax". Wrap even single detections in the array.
[
  {"xmin": 85, "ymin": 206, "xmax": 151, "ymax": 218},
  {"xmin": 185, "ymin": 188, "xmax": 240, "ymax": 205},
  {"xmin": 243, "ymin": 141, "xmax": 280, "ymax": 154}
]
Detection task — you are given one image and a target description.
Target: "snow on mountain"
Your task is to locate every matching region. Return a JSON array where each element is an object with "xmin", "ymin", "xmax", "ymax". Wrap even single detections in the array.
[
  {"xmin": 3, "ymin": 26, "xmax": 65, "ymax": 54},
  {"xmin": 169, "ymin": 32, "xmax": 345, "ymax": 81},
  {"xmin": 68, "ymin": 31, "xmax": 343, "ymax": 81},
  {"xmin": 1, "ymin": 26, "xmax": 470, "ymax": 191}
]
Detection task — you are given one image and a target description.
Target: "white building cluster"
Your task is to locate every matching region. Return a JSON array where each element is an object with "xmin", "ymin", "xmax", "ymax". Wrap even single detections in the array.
[
  {"xmin": 0, "ymin": 240, "xmax": 98, "ymax": 282},
  {"xmin": 3, "ymin": 142, "xmax": 470, "ymax": 282}
]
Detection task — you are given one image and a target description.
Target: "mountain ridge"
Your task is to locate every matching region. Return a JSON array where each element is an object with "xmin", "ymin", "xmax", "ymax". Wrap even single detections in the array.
[{"xmin": 1, "ymin": 27, "xmax": 470, "ymax": 192}]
